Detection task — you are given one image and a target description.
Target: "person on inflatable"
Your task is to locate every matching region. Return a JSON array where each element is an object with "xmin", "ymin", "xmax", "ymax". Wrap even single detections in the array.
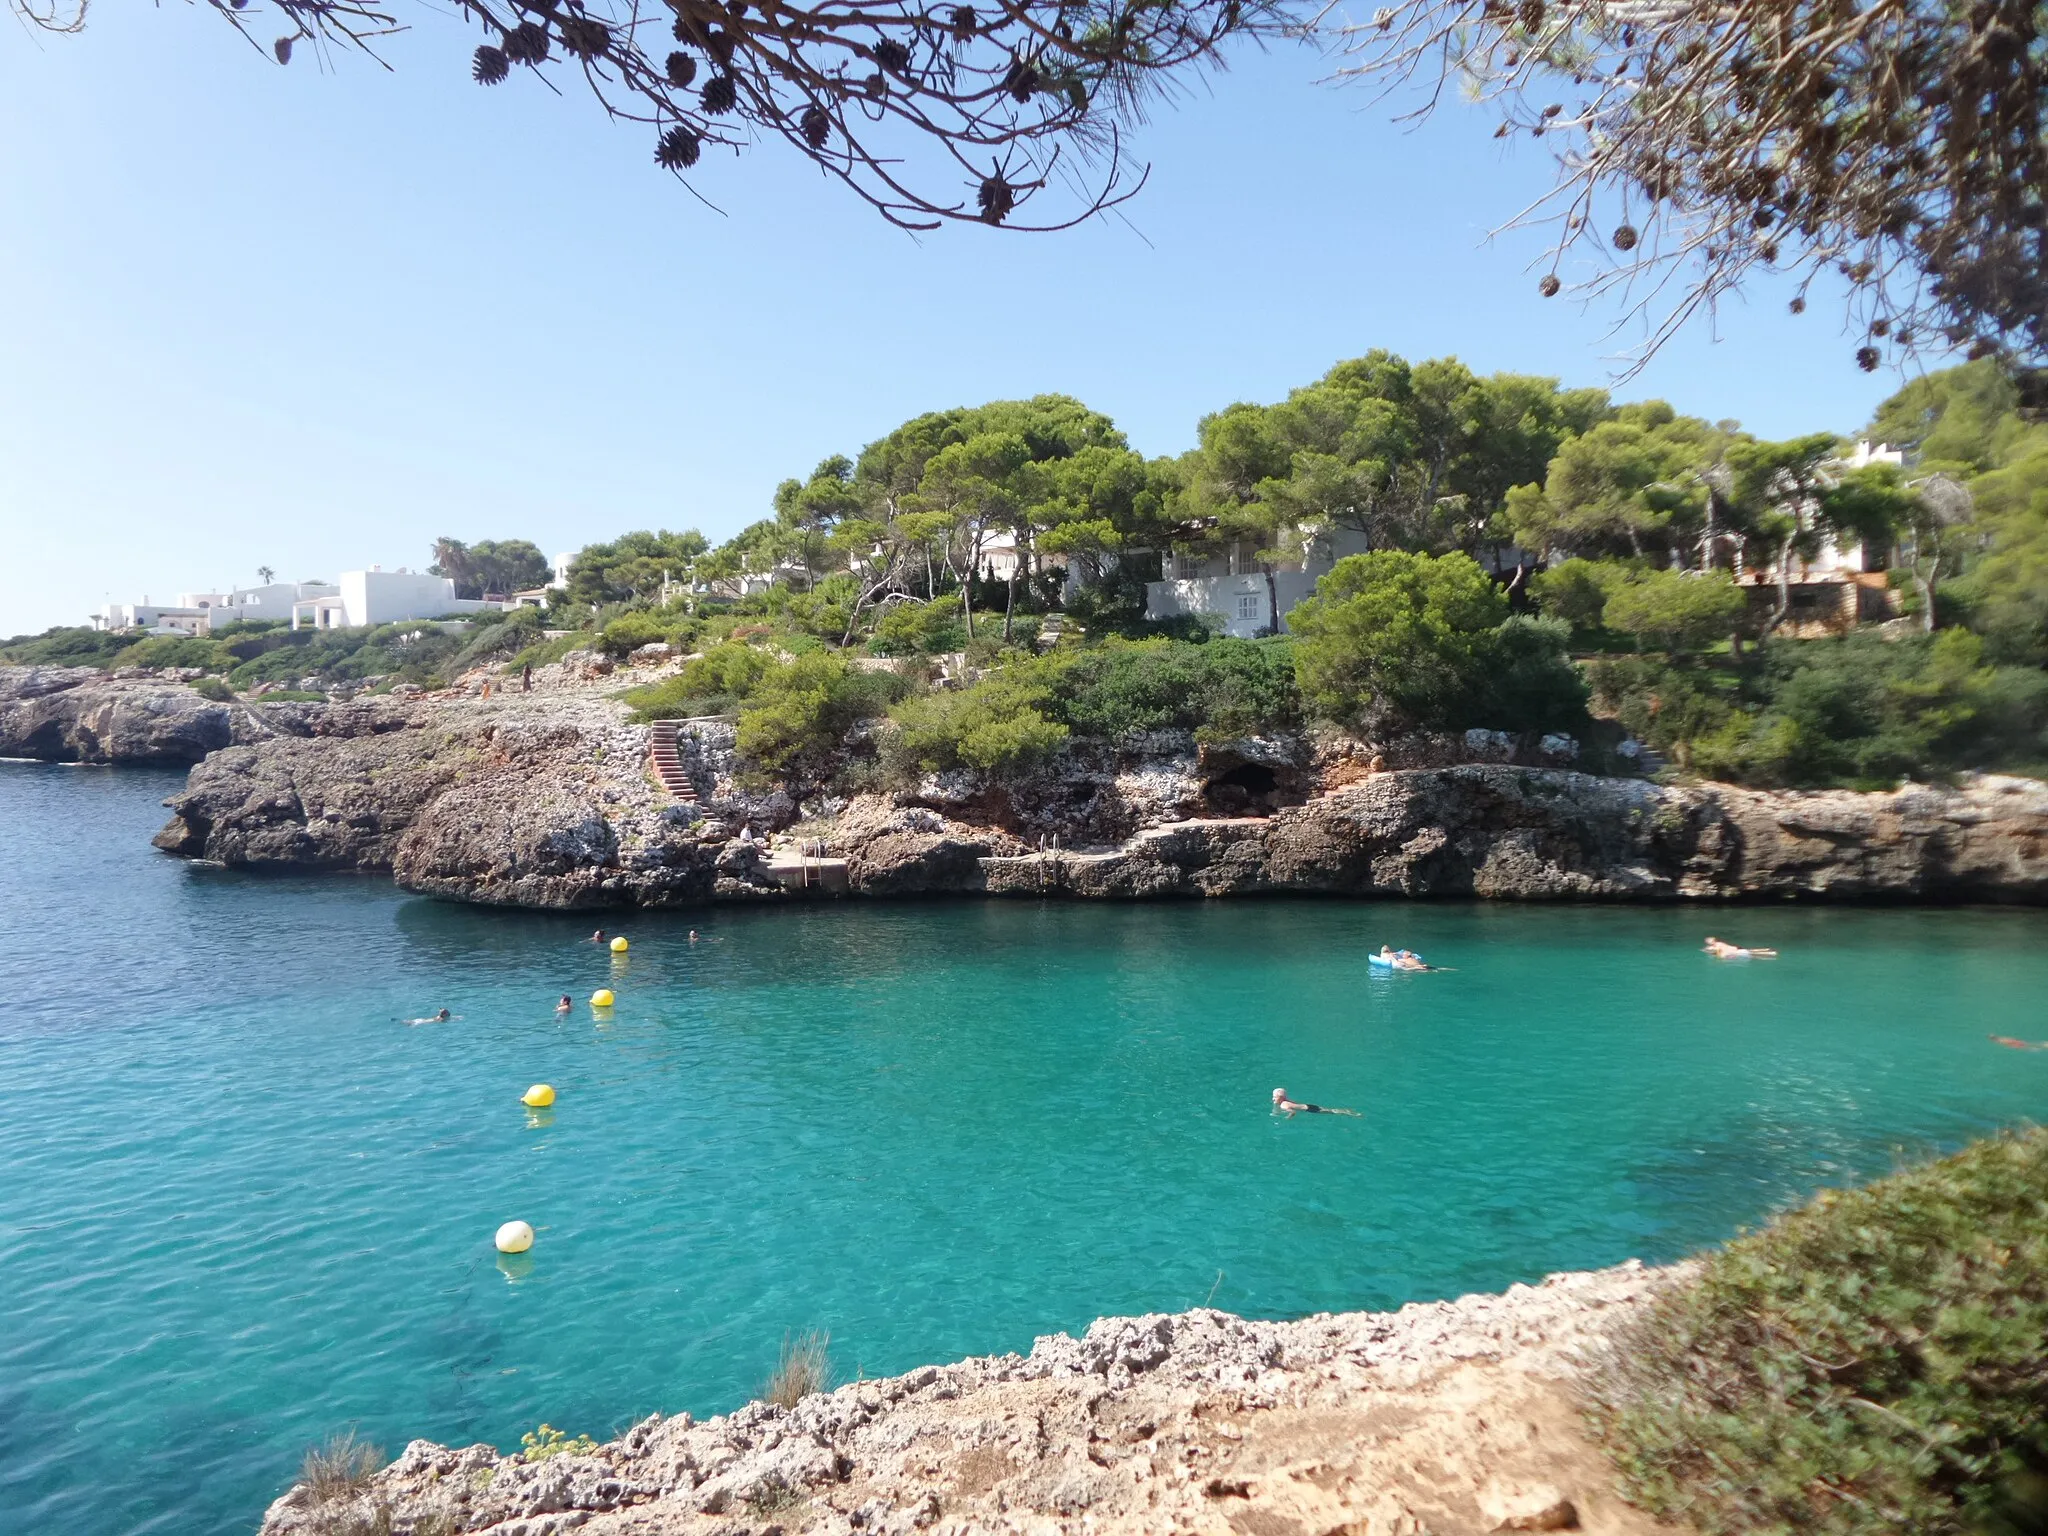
[{"xmin": 1705, "ymin": 936, "xmax": 1778, "ymax": 959}]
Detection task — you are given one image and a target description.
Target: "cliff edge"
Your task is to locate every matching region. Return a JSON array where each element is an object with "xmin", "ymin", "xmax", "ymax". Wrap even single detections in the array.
[{"xmin": 259, "ymin": 1261, "xmax": 1689, "ymax": 1536}]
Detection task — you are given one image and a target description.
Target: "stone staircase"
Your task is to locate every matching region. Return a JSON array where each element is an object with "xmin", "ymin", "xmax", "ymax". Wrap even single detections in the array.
[{"xmin": 648, "ymin": 720, "xmax": 698, "ymax": 802}]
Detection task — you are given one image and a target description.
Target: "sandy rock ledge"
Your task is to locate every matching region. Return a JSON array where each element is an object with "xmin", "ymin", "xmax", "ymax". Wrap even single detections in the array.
[{"xmin": 260, "ymin": 1262, "xmax": 1693, "ymax": 1536}]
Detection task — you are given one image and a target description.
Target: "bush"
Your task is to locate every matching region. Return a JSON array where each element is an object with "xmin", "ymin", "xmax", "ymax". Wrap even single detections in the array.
[
  {"xmin": 1291, "ymin": 551, "xmax": 1585, "ymax": 733},
  {"xmin": 1046, "ymin": 637, "xmax": 1299, "ymax": 741},
  {"xmin": 300, "ymin": 1430, "xmax": 386, "ymax": 1505},
  {"xmin": 763, "ymin": 1331, "xmax": 832, "ymax": 1409},
  {"xmin": 0, "ymin": 625, "xmax": 140, "ymax": 667},
  {"xmin": 117, "ymin": 635, "xmax": 229, "ymax": 671},
  {"xmin": 624, "ymin": 640, "xmax": 780, "ymax": 722},
  {"xmin": 597, "ymin": 611, "xmax": 673, "ymax": 658},
  {"xmin": 734, "ymin": 652, "xmax": 907, "ymax": 779},
  {"xmin": 1588, "ymin": 1127, "xmax": 2048, "ymax": 1536},
  {"xmin": 1601, "ymin": 568, "xmax": 1748, "ymax": 653},
  {"xmin": 518, "ymin": 1424, "xmax": 598, "ymax": 1462},
  {"xmin": 868, "ymin": 595, "xmax": 967, "ymax": 657},
  {"xmin": 886, "ymin": 669, "xmax": 1070, "ymax": 775},
  {"xmin": 450, "ymin": 608, "xmax": 544, "ymax": 671},
  {"xmin": 1530, "ymin": 558, "xmax": 1630, "ymax": 630},
  {"xmin": 190, "ymin": 676, "xmax": 233, "ymax": 701}
]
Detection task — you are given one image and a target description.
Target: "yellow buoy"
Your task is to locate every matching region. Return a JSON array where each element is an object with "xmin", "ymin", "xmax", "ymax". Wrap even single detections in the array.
[
  {"xmin": 590, "ymin": 988, "xmax": 615, "ymax": 1008},
  {"xmin": 521, "ymin": 1083, "xmax": 556, "ymax": 1108},
  {"xmin": 494, "ymin": 1220, "xmax": 534, "ymax": 1254},
  {"xmin": 609, "ymin": 935, "xmax": 629, "ymax": 953}
]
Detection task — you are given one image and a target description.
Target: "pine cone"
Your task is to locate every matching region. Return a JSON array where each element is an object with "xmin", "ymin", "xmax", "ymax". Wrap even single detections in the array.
[
  {"xmin": 950, "ymin": 6, "xmax": 977, "ymax": 40},
  {"xmin": 1517, "ymin": 0, "xmax": 1543, "ymax": 30},
  {"xmin": 667, "ymin": 50, "xmax": 698, "ymax": 87},
  {"xmin": 701, "ymin": 73, "xmax": 738, "ymax": 113},
  {"xmin": 1611, "ymin": 223, "xmax": 1639, "ymax": 251},
  {"xmin": 978, "ymin": 175, "xmax": 1015, "ymax": 224},
  {"xmin": 1856, "ymin": 346, "xmax": 1881, "ymax": 371},
  {"xmin": 473, "ymin": 44, "xmax": 510, "ymax": 84},
  {"xmin": 874, "ymin": 37, "xmax": 911, "ymax": 72},
  {"xmin": 560, "ymin": 17, "xmax": 611, "ymax": 58},
  {"xmin": 656, "ymin": 126, "xmax": 703, "ymax": 170},
  {"xmin": 800, "ymin": 105, "xmax": 831, "ymax": 147},
  {"xmin": 1539, "ymin": 273, "xmax": 1561, "ymax": 297},
  {"xmin": 504, "ymin": 22, "xmax": 550, "ymax": 64}
]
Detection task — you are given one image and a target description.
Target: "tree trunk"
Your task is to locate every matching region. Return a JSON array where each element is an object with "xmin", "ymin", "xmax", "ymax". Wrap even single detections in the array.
[
  {"xmin": 1766, "ymin": 538, "xmax": 1794, "ymax": 635},
  {"xmin": 1003, "ymin": 567, "xmax": 1017, "ymax": 642},
  {"xmin": 1263, "ymin": 563, "xmax": 1280, "ymax": 636}
]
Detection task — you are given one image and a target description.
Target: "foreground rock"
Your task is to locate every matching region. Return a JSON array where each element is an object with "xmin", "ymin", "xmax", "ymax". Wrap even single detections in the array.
[{"xmin": 260, "ymin": 1261, "xmax": 1689, "ymax": 1536}]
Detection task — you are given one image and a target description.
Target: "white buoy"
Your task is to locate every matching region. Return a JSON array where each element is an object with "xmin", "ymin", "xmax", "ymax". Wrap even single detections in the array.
[{"xmin": 495, "ymin": 1220, "xmax": 535, "ymax": 1254}]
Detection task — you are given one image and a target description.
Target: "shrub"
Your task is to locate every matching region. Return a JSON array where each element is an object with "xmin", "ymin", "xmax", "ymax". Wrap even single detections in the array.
[
  {"xmin": 190, "ymin": 675, "xmax": 233, "ymax": 702},
  {"xmin": 735, "ymin": 652, "xmax": 906, "ymax": 778},
  {"xmin": 597, "ymin": 610, "xmax": 672, "ymax": 658},
  {"xmin": 450, "ymin": 608, "xmax": 544, "ymax": 670},
  {"xmin": 624, "ymin": 640, "xmax": 780, "ymax": 722},
  {"xmin": 300, "ymin": 1429, "xmax": 386, "ymax": 1505},
  {"xmin": 763, "ymin": 1330, "xmax": 832, "ymax": 1409},
  {"xmin": 117, "ymin": 635, "xmax": 229, "ymax": 671},
  {"xmin": 518, "ymin": 1424, "xmax": 598, "ymax": 1462},
  {"xmin": 1601, "ymin": 568, "xmax": 1747, "ymax": 653},
  {"xmin": 1047, "ymin": 637, "xmax": 1299, "ymax": 741},
  {"xmin": 1291, "ymin": 551, "xmax": 1585, "ymax": 733},
  {"xmin": 0, "ymin": 625, "xmax": 140, "ymax": 667},
  {"xmin": 1587, "ymin": 1127, "xmax": 2048, "ymax": 1536},
  {"xmin": 869, "ymin": 595, "xmax": 967, "ymax": 656},
  {"xmin": 886, "ymin": 669, "xmax": 1070, "ymax": 775},
  {"xmin": 1530, "ymin": 557, "xmax": 1631, "ymax": 630}
]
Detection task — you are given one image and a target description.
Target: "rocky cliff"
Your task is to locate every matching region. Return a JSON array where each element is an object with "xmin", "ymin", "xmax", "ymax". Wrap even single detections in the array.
[
  {"xmin": 141, "ymin": 679, "xmax": 2048, "ymax": 907},
  {"xmin": 258, "ymin": 1261, "xmax": 1689, "ymax": 1536},
  {"xmin": 0, "ymin": 666, "xmax": 248, "ymax": 764}
]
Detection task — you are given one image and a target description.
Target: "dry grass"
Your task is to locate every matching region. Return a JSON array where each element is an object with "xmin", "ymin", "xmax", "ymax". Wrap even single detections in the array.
[
  {"xmin": 300, "ymin": 1429, "xmax": 387, "ymax": 1506},
  {"xmin": 764, "ymin": 1329, "xmax": 832, "ymax": 1409}
]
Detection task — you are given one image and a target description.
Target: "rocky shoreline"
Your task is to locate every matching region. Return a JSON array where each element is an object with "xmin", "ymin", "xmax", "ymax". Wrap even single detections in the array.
[
  {"xmin": 8, "ymin": 662, "xmax": 2047, "ymax": 908},
  {"xmin": 259, "ymin": 1261, "xmax": 1691, "ymax": 1536}
]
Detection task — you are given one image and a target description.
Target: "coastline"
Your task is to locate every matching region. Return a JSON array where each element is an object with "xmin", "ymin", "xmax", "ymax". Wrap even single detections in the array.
[
  {"xmin": 259, "ymin": 1260, "xmax": 1693, "ymax": 1536},
  {"xmin": 9, "ymin": 661, "xmax": 2048, "ymax": 910}
]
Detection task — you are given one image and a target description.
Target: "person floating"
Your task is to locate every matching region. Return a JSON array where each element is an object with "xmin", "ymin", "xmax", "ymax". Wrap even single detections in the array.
[
  {"xmin": 1704, "ymin": 936, "xmax": 1779, "ymax": 960},
  {"xmin": 590, "ymin": 929, "xmax": 606, "ymax": 944},
  {"xmin": 404, "ymin": 1008, "xmax": 454, "ymax": 1025},
  {"xmin": 688, "ymin": 929, "xmax": 700, "ymax": 944},
  {"xmin": 1989, "ymin": 1034, "xmax": 2048, "ymax": 1051},
  {"xmin": 555, "ymin": 995, "xmax": 573, "ymax": 1015},
  {"xmin": 1372, "ymin": 945, "xmax": 1436, "ymax": 972},
  {"xmin": 1273, "ymin": 1087, "xmax": 1361, "ymax": 1118}
]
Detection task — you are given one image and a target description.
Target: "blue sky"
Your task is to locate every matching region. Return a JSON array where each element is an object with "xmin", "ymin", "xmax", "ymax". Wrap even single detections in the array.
[{"xmin": 2, "ymin": 5, "xmax": 1907, "ymax": 636}]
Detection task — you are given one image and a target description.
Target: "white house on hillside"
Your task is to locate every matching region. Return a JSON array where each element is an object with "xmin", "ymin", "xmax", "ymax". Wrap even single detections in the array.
[
  {"xmin": 289, "ymin": 568, "xmax": 511, "ymax": 630},
  {"xmin": 92, "ymin": 580, "xmax": 340, "ymax": 635},
  {"xmin": 1144, "ymin": 527, "xmax": 1390, "ymax": 638}
]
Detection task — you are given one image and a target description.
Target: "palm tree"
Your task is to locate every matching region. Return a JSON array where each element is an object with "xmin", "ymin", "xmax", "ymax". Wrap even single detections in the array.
[{"xmin": 256, "ymin": 565, "xmax": 276, "ymax": 585}]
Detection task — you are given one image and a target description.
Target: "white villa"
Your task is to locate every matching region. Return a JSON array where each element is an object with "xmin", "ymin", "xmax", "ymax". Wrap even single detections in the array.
[
  {"xmin": 1145, "ymin": 526, "xmax": 1398, "ymax": 638},
  {"xmin": 92, "ymin": 568, "xmax": 517, "ymax": 636}
]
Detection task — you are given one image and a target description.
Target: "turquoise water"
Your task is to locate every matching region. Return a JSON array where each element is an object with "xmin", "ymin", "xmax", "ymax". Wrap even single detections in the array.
[{"xmin": 4, "ymin": 763, "xmax": 2048, "ymax": 1534}]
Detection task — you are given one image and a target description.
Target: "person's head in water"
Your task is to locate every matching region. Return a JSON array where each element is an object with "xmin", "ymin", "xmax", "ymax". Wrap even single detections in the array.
[
  {"xmin": 1272, "ymin": 1088, "xmax": 1287, "ymax": 1105},
  {"xmin": 435, "ymin": 1008, "xmax": 451, "ymax": 1021},
  {"xmin": 556, "ymin": 994, "xmax": 572, "ymax": 1011}
]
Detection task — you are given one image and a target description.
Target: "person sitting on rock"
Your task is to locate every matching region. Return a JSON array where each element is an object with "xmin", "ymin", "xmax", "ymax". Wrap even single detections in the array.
[{"xmin": 1273, "ymin": 1087, "xmax": 1360, "ymax": 1118}]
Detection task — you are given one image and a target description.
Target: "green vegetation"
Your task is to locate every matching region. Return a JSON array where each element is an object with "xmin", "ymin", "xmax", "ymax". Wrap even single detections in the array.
[
  {"xmin": 517, "ymin": 1424, "xmax": 598, "ymax": 1462},
  {"xmin": 1291, "ymin": 552, "xmax": 1585, "ymax": 733},
  {"xmin": 10, "ymin": 355, "xmax": 2044, "ymax": 793},
  {"xmin": 1588, "ymin": 1127, "xmax": 2048, "ymax": 1536}
]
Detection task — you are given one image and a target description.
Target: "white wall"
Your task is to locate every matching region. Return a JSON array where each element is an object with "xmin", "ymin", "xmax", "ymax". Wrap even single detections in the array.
[{"xmin": 1145, "ymin": 570, "xmax": 1321, "ymax": 638}]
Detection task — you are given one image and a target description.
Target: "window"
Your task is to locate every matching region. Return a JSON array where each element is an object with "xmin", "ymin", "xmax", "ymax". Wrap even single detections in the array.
[
  {"xmin": 1175, "ymin": 553, "xmax": 1201, "ymax": 579},
  {"xmin": 1236, "ymin": 594, "xmax": 1261, "ymax": 621}
]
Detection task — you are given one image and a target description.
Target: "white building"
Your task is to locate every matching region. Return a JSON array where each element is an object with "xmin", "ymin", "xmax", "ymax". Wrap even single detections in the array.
[
  {"xmin": 92, "ymin": 580, "xmax": 340, "ymax": 634},
  {"xmin": 289, "ymin": 568, "xmax": 510, "ymax": 631},
  {"xmin": 1145, "ymin": 527, "xmax": 1386, "ymax": 639}
]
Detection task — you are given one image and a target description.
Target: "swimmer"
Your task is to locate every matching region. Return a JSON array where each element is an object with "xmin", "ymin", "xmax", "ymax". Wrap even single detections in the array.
[
  {"xmin": 688, "ymin": 930, "xmax": 700, "ymax": 943},
  {"xmin": 1705, "ymin": 936, "xmax": 1778, "ymax": 959},
  {"xmin": 555, "ymin": 995, "xmax": 573, "ymax": 1015},
  {"xmin": 1272, "ymin": 1087, "xmax": 1361, "ymax": 1119},
  {"xmin": 404, "ymin": 1008, "xmax": 455, "ymax": 1025},
  {"xmin": 590, "ymin": 929, "xmax": 606, "ymax": 944},
  {"xmin": 1990, "ymin": 1034, "xmax": 2048, "ymax": 1051}
]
